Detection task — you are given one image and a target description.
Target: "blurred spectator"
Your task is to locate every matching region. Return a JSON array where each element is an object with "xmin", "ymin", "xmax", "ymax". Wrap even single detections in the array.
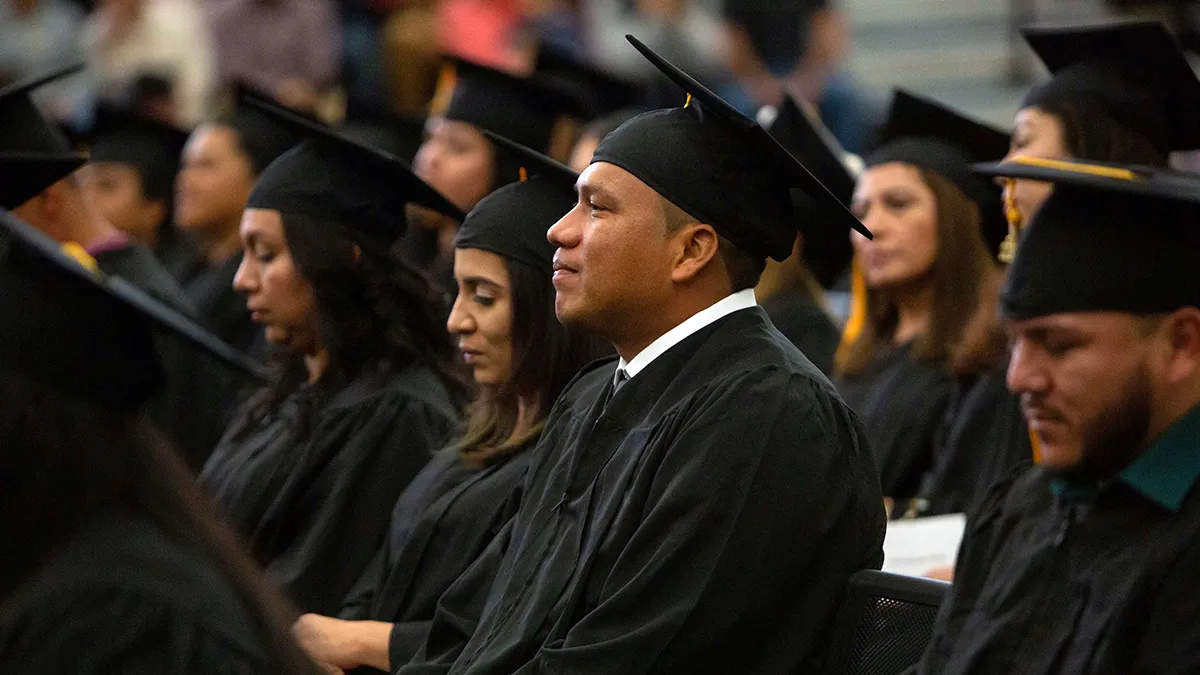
[
  {"xmin": 84, "ymin": 0, "xmax": 216, "ymax": 126},
  {"xmin": 722, "ymin": 0, "xmax": 873, "ymax": 153},
  {"xmin": 584, "ymin": 0, "xmax": 730, "ymax": 88},
  {"xmin": 204, "ymin": 0, "xmax": 341, "ymax": 111},
  {"xmin": 0, "ymin": 0, "xmax": 91, "ymax": 122},
  {"xmin": 521, "ymin": 0, "xmax": 582, "ymax": 57},
  {"xmin": 437, "ymin": 0, "xmax": 526, "ymax": 70}
]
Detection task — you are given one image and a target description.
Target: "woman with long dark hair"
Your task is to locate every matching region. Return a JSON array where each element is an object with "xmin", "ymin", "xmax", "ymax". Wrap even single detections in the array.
[
  {"xmin": 289, "ymin": 142, "xmax": 607, "ymax": 674},
  {"xmin": 834, "ymin": 90, "xmax": 1004, "ymax": 504},
  {"xmin": 198, "ymin": 100, "xmax": 470, "ymax": 617},
  {"xmin": 0, "ymin": 210, "xmax": 316, "ymax": 674}
]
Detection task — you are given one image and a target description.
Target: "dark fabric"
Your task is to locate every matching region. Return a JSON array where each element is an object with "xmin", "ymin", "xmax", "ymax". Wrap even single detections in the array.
[
  {"xmin": 917, "ymin": 360, "xmax": 1032, "ymax": 517},
  {"xmin": 199, "ymin": 366, "xmax": 459, "ymax": 615},
  {"xmin": 916, "ymin": 461, "xmax": 1200, "ymax": 674},
  {"xmin": 836, "ymin": 343, "xmax": 954, "ymax": 500},
  {"xmin": 399, "ymin": 307, "xmax": 885, "ymax": 675},
  {"xmin": 453, "ymin": 177, "xmax": 573, "ymax": 274},
  {"xmin": 0, "ymin": 514, "xmax": 270, "ymax": 674},
  {"xmin": 0, "ymin": 226, "xmax": 162, "ymax": 407},
  {"xmin": 155, "ymin": 224, "xmax": 206, "ymax": 285},
  {"xmin": 761, "ymin": 291, "xmax": 838, "ymax": 375},
  {"xmin": 94, "ymin": 242, "xmax": 241, "ymax": 469},
  {"xmin": 1002, "ymin": 184, "xmax": 1200, "ymax": 320},
  {"xmin": 338, "ymin": 447, "xmax": 532, "ymax": 673},
  {"xmin": 184, "ymin": 252, "xmax": 261, "ymax": 356}
]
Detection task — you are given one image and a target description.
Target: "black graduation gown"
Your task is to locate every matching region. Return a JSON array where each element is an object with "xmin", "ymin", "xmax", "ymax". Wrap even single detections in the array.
[
  {"xmin": 184, "ymin": 252, "xmax": 263, "ymax": 357},
  {"xmin": 199, "ymin": 365, "xmax": 460, "ymax": 616},
  {"xmin": 917, "ymin": 406, "xmax": 1200, "ymax": 675},
  {"xmin": 94, "ymin": 242, "xmax": 246, "ymax": 470},
  {"xmin": 339, "ymin": 446, "xmax": 532, "ymax": 673},
  {"xmin": 835, "ymin": 343, "xmax": 954, "ymax": 500},
  {"xmin": 915, "ymin": 359, "xmax": 1033, "ymax": 517},
  {"xmin": 399, "ymin": 307, "xmax": 886, "ymax": 675},
  {"xmin": 0, "ymin": 514, "xmax": 272, "ymax": 674},
  {"xmin": 760, "ymin": 291, "xmax": 840, "ymax": 375},
  {"xmin": 155, "ymin": 224, "xmax": 206, "ymax": 285}
]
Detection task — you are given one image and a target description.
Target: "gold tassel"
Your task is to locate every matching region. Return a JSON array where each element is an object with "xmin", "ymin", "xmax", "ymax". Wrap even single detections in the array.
[
  {"xmin": 429, "ymin": 63, "xmax": 457, "ymax": 117},
  {"xmin": 998, "ymin": 178, "xmax": 1022, "ymax": 264},
  {"xmin": 1029, "ymin": 427, "xmax": 1042, "ymax": 464},
  {"xmin": 519, "ymin": 167, "xmax": 528, "ymax": 182},
  {"xmin": 684, "ymin": 93, "xmax": 692, "ymax": 109},
  {"xmin": 61, "ymin": 241, "xmax": 99, "ymax": 273},
  {"xmin": 841, "ymin": 257, "xmax": 867, "ymax": 344}
]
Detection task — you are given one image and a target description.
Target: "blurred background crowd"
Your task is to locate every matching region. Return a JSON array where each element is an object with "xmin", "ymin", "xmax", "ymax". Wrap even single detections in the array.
[{"xmin": 9, "ymin": 0, "xmax": 1198, "ymax": 161}]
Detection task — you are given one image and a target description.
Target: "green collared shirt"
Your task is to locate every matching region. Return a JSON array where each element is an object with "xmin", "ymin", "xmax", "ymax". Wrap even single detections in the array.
[
  {"xmin": 1051, "ymin": 403, "xmax": 1200, "ymax": 511},
  {"xmin": 1120, "ymin": 403, "xmax": 1200, "ymax": 511}
]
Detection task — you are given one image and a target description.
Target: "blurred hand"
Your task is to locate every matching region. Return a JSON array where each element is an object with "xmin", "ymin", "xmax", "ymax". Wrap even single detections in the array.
[
  {"xmin": 636, "ymin": 0, "xmax": 685, "ymax": 22},
  {"xmin": 293, "ymin": 614, "xmax": 364, "ymax": 670},
  {"xmin": 923, "ymin": 565, "xmax": 955, "ymax": 582}
]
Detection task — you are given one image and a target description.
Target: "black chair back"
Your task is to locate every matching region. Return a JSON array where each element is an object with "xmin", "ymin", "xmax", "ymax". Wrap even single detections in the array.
[{"xmin": 820, "ymin": 569, "xmax": 950, "ymax": 675}]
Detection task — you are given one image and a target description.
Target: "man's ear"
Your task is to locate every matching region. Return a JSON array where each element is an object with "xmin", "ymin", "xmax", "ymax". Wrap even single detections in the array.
[
  {"xmin": 1162, "ymin": 308, "xmax": 1200, "ymax": 385},
  {"xmin": 669, "ymin": 223, "xmax": 721, "ymax": 284}
]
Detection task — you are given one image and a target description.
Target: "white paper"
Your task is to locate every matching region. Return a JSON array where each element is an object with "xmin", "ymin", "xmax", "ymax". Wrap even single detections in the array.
[{"xmin": 882, "ymin": 513, "xmax": 967, "ymax": 578}]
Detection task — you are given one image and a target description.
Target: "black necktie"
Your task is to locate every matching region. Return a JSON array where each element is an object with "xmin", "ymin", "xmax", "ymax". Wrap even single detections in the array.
[{"xmin": 604, "ymin": 368, "xmax": 629, "ymax": 409}]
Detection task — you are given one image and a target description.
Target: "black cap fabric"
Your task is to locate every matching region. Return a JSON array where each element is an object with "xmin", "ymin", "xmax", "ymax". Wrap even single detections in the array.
[
  {"xmin": 218, "ymin": 83, "xmax": 304, "ymax": 174},
  {"xmin": 432, "ymin": 57, "xmax": 584, "ymax": 153},
  {"xmin": 89, "ymin": 105, "xmax": 190, "ymax": 200},
  {"xmin": 766, "ymin": 94, "xmax": 856, "ymax": 286},
  {"xmin": 1020, "ymin": 21, "xmax": 1200, "ymax": 152},
  {"xmin": 868, "ymin": 89, "xmax": 1010, "ymax": 253},
  {"xmin": 534, "ymin": 46, "xmax": 644, "ymax": 120},
  {"xmin": 0, "ymin": 208, "xmax": 265, "ymax": 407},
  {"xmin": 973, "ymin": 157, "xmax": 1200, "ymax": 319},
  {"xmin": 590, "ymin": 35, "xmax": 868, "ymax": 263},
  {"xmin": 244, "ymin": 96, "xmax": 464, "ymax": 248},
  {"xmin": 455, "ymin": 132, "xmax": 580, "ymax": 273},
  {"xmin": 340, "ymin": 111, "xmax": 427, "ymax": 164},
  {"xmin": 0, "ymin": 65, "xmax": 88, "ymax": 209}
]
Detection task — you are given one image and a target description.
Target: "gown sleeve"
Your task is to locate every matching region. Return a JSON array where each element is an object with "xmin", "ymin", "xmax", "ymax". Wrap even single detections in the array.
[
  {"xmin": 398, "ymin": 517, "xmax": 517, "ymax": 674},
  {"xmin": 0, "ymin": 588, "xmax": 267, "ymax": 674},
  {"xmin": 338, "ymin": 545, "xmax": 388, "ymax": 621},
  {"xmin": 523, "ymin": 371, "xmax": 883, "ymax": 674}
]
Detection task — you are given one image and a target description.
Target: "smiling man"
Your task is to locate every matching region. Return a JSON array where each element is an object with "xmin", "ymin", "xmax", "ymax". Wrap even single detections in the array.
[
  {"xmin": 914, "ymin": 158, "xmax": 1200, "ymax": 675},
  {"xmin": 397, "ymin": 37, "xmax": 884, "ymax": 675}
]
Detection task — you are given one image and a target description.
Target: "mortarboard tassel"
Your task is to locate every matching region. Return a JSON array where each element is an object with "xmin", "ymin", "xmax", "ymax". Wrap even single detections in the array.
[{"xmin": 840, "ymin": 256, "xmax": 867, "ymax": 345}]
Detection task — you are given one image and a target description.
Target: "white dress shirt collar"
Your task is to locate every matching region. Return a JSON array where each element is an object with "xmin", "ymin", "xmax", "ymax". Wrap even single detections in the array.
[{"xmin": 616, "ymin": 288, "xmax": 757, "ymax": 383}]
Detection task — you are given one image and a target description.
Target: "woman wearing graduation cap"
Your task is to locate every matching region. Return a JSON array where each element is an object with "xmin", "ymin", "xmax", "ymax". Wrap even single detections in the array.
[
  {"xmin": 198, "ymin": 99, "xmax": 470, "ymax": 618},
  {"xmin": 1002, "ymin": 20, "xmax": 1200, "ymax": 227},
  {"xmin": 834, "ymin": 89, "xmax": 1002, "ymax": 504},
  {"xmin": 290, "ymin": 136, "xmax": 608, "ymax": 675},
  {"xmin": 403, "ymin": 57, "xmax": 583, "ymax": 294},
  {"xmin": 0, "ymin": 211, "xmax": 318, "ymax": 674}
]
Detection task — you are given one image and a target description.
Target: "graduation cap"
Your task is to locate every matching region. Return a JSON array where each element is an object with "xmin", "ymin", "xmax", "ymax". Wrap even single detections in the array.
[
  {"xmin": 1020, "ymin": 20, "xmax": 1200, "ymax": 153},
  {"xmin": 453, "ymin": 131, "xmax": 580, "ymax": 273},
  {"xmin": 973, "ymin": 156, "xmax": 1200, "ymax": 319},
  {"xmin": 0, "ymin": 64, "xmax": 88, "ymax": 209},
  {"xmin": 218, "ymin": 83, "xmax": 305, "ymax": 174},
  {"xmin": 88, "ymin": 104, "xmax": 190, "ymax": 200},
  {"xmin": 243, "ymin": 95, "xmax": 464, "ymax": 249},
  {"xmin": 339, "ymin": 110, "xmax": 427, "ymax": 164},
  {"xmin": 534, "ymin": 46, "xmax": 645, "ymax": 120},
  {"xmin": 589, "ymin": 35, "xmax": 868, "ymax": 263},
  {"xmin": 767, "ymin": 94, "xmax": 857, "ymax": 287},
  {"xmin": 0, "ymin": 207, "xmax": 265, "ymax": 408},
  {"xmin": 431, "ymin": 56, "xmax": 585, "ymax": 153},
  {"xmin": 868, "ymin": 89, "xmax": 1011, "ymax": 254}
]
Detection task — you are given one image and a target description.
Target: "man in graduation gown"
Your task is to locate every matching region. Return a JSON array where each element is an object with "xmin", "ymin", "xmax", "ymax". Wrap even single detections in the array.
[
  {"xmin": 914, "ymin": 157, "xmax": 1200, "ymax": 674},
  {"xmin": 0, "ymin": 64, "xmax": 259, "ymax": 469},
  {"xmin": 397, "ymin": 37, "xmax": 885, "ymax": 675}
]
